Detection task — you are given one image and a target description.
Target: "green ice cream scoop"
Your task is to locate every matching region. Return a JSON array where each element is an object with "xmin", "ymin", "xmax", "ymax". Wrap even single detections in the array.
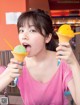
[{"xmin": 13, "ymin": 45, "xmax": 26, "ymax": 53}]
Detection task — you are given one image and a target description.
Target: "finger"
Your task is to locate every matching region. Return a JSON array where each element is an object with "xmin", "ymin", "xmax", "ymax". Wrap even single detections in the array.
[
  {"xmin": 10, "ymin": 58, "xmax": 23, "ymax": 66},
  {"xmin": 56, "ymin": 51, "xmax": 66, "ymax": 56},
  {"xmin": 8, "ymin": 63, "xmax": 22, "ymax": 70},
  {"xmin": 10, "ymin": 73, "xmax": 21, "ymax": 79},
  {"xmin": 10, "ymin": 58, "xmax": 18, "ymax": 63},
  {"xmin": 56, "ymin": 55, "xmax": 67, "ymax": 60},
  {"xmin": 12, "ymin": 68, "xmax": 22, "ymax": 74},
  {"xmin": 8, "ymin": 66, "xmax": 22, "ymax": 75},
  {"xmin": 56, "ymin": 46, "xmax": 66, "ymax": 52},
  {"xmin": 58, "ymin": 42, "xmax": 70, "ymax": 46},
  {"xmin": 56, "ymin": 44, "xmax": 70, "ymax": 52},
  {"xmin": 8, "ymin": 63, "xmax": 18, "ymax": 68}
]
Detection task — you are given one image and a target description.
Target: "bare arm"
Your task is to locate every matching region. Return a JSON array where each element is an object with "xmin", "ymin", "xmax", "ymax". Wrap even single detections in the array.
[
  {"xmin": 0, "ymin": 69, "xmax": 13, "ymax": 91},
  {"xmin": 68, "ymin": 60, "xmax": 80, "ymax": 105},
  {"xmin": 56, "ymin": 42, "xmax": 80, "ymax": 105},
  {"xmin": 0, "ymin": 58, "xmax": 22, "ymax": 92}
]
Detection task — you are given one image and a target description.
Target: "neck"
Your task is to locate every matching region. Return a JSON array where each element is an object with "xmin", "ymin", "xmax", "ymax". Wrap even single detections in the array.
[
  {"xmin": 26, "ymin": 48, "xmax": 49, "ymax": 65},
  {"xmin": 32, "ymin": 49, "xmax": 48, "ymax": 63}
]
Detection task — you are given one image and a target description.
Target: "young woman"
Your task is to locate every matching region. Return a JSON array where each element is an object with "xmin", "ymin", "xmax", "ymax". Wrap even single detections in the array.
[{"xmin": 0, "ymin": 9, "xmax": 80, "ymax": 105}]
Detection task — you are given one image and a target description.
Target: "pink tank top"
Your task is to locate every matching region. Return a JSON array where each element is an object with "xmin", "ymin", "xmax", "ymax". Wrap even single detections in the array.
[{"xmin": 17, "ymin": 60, "xmax": 72, "ymax": 105}]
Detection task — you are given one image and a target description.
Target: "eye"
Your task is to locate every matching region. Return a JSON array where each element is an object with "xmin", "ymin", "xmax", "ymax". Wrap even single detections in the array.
[
  {"xmin": 19, "ymin": 28, "xmax": 24, "ymax": 33},
  {"xmin": 29, "ymin": 29, "xmax": 37, "ymax": 33}
]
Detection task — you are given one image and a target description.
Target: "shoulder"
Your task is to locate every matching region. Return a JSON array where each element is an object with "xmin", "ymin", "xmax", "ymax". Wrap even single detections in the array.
[
  {"xmin": 61, "ymin": 60, "xmax": 72, "ymax": 70},
  {"xmin": 48, "ymin": 50, "xmax": 58, "ymax": 64},
  {"xmin": 59, "ymin": 60, "xmax": 72, "ymax": 74},
  {"xmin": 47, "ymin": 50, "xmax": 57, "ymax": 59}
]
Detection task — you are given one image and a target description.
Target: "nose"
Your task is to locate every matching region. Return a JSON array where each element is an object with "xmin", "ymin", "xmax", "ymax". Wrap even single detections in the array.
[{"xmin": 22, "ymin": 34, "xmax": 29, "ymax": 40}]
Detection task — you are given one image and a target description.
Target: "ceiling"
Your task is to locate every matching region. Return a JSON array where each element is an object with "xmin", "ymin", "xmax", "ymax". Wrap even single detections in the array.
[
  {"xmin": 48, "ymin": 0, "xmax": 80, "ymax": 10},
  {"xmin": 48, "ymin": 0, "xmax": 80, "ymax": 26}
]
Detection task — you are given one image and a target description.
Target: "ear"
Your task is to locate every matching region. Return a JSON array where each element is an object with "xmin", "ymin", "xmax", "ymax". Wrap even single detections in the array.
[{"xmin": 45, "ymin": 33, "xmax": 52, "ymax": 43}]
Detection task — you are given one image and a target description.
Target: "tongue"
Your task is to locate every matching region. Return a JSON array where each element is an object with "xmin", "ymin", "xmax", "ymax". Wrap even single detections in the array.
[{"xmin": 26, "ymin": 46, "xmax": 31, "ymax": 53}]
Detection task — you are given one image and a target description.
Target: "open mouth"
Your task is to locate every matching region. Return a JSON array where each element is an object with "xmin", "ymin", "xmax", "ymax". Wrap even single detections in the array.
[
  {"xmin": 23, "ymin": 44, "xmax": 31, "ymax": 52},
  {"xmin": 23, "ymin": 44, "xmax": 29, "ymax": 48}
]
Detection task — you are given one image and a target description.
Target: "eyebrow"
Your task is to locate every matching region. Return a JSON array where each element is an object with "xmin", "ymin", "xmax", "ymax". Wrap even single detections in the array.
[
  {"xmin": 19, "ymin": 25, "xmax": 35, "ymax": 29},
  {"xmin": 28, "ymin": 25, "xmax": 35, "ymax": 28}
]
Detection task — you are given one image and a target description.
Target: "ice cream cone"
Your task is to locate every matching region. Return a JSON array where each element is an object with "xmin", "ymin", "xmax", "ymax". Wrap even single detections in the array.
[
  {"xmin": 11, "ymin": 51, "xmax": 28, "ymax": 62},
  {"xmin": 57, "ymin": 25, "xmax": 74, "ymax": 37},
  {"xmin": 11, "ymin": 45, "xmax": 28, "ymax": 62},
  {"xmin": 56, "ymin": 24, "xmax": 80, "ymax": 42},
  {"xmin": 56, "ymin": 24, "xmax": 75, "ymax": 43},
  {"xmin": 56, "ymin": 24, "xmax": 80, "ymax": 66},
  {"xmin": 58, "ymin": 35, "xmax": 71, "ymax": 43},
  {"xmin": 10, "ymin": 45, "xmax": 28, "ymax": 87}
]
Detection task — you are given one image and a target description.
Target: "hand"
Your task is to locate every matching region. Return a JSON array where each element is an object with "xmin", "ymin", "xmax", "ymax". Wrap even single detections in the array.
[
  {"xmin": 6, "ymin": 58, "xmax": 23, "ymax": 80},
  {"xmin": 56, "ymin": 42, "xmax": 76, "ymax": 65}
]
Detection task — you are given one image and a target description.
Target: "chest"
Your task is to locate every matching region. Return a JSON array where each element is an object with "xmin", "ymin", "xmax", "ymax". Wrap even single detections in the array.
[
  {"xmin": 26, "ymin": 61, "xmax": 58, "ymax": 83},
  {"xmin": 19, "ymin": 66, "xmax": 64, "ymax": 105},
  {"xmin": 18, "ymin": 61, "xmax": 65, "ymax": 105}
]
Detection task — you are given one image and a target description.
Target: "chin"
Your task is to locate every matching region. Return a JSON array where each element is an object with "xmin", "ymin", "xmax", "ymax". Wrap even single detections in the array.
[{"xmin": 27, "ymin": 54, "xmax": 33, "ymax": 57}]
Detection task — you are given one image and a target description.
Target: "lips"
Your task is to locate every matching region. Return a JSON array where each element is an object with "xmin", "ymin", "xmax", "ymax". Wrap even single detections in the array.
[{"xmin": 22, "ymin": 43, "xmax": 31, "ymax": 53}]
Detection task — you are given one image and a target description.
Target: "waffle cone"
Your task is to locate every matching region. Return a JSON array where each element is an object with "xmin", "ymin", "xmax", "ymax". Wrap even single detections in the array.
[
  {"xmin": 59, "ymin": 35, "xmax": 71, "ymax": 43},
  {"xmin": 11, "ymin": 51, "xmax": 28, "ymax": 62}
]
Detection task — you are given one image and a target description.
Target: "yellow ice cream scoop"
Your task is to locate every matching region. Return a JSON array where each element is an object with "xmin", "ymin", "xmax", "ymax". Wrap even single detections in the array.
[
  {"xmin": 56, "ymin": 24, "xmax": 80, "ymax": 42},
  {"xmin": 11, "ymin": 45, "xmax": 28, "ymax": 62}
]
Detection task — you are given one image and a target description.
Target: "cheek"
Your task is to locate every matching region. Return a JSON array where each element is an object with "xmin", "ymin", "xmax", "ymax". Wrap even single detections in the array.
[
  {"xmin": 31, "ymin": 35, "xmax": 45, "ymax": 46},
  {"xmin": 18, "ymin": 35, "xmax": 22, "ymax": 43},
  {"xmin": 31, "ymin": 36, "xmax": 45, "ymax": 51},
  {"xmin": 28, "ymin": 35, "xmax": 46, "ymax": 57}
]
